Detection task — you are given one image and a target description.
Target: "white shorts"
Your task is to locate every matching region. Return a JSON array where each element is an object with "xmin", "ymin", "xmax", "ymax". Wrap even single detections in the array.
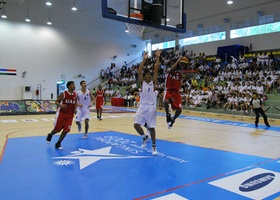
[
  {"xmin": 76, "ymin": 107, "xmax": 90, "ymax": 122},
  {"xmin": 134, "ymin": 104, "xmax": 157, "ymax": 128}
]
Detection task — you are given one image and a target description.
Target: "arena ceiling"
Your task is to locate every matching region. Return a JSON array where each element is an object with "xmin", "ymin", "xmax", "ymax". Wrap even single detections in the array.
[{"xmin": 1, "ymin": 0, "xmax": 280, "ymax": 36}]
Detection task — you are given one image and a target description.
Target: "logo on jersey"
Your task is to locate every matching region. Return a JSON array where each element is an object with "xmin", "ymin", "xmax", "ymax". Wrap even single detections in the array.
[
  {"xmin": 169, "ymin": 74, "xmax": 180, "ymax": 80},
  {"xmin": 65, "ymin": 99, "xmax": 76, "ymax": 104}
]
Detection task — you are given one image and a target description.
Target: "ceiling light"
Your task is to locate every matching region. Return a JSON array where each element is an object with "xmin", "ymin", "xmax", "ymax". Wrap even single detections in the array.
[
  {"xmin": 47, "ymin": 7, "xmax": 52, "ymax": 25},
  {"xmin": 1, "ymin": 13, "xmax": 7, "ymax": 19},
  {"xmin": 25, "ymin": 0, "xmax": 31, "ymax": 22},
  {"xmin": 25, "ymin": 17, "xmax": 31, "ymax": 22},
  {"xmin": 72, "ymin": 0, "xmax": 77, "ymax": 11},
  {"xmin": 46, "ymin": 1, "xmax": 52, "ymax": 6},
  {"xmin": 1, "ymin": 7, "xmax": 7, "ymax": 19},
  {"xmin": 227, "ymin": 0, "xmax": 233, "ymax": 5}
]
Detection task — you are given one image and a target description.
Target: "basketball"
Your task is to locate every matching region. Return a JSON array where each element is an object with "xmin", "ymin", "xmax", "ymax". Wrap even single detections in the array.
[
  {"xmin": 180, "ymin": 56, "xmax": 189, "ymax": 63},
  {"xmin": 180, "ymin": 56, "xmax": 189, "ymax": 69}
]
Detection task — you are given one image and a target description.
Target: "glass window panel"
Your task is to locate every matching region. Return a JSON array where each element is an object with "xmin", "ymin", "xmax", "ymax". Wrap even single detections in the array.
[
  {"xmin": 230, "ymin": 22, "xmax": 280, "ymax": 39},
  {"xmin": 152, "ymin": 41, "xmax": 175, "ymax": 51},
  {"xmin": 178, "ymin": 31, "xmax": 225, "ymax": 46}
]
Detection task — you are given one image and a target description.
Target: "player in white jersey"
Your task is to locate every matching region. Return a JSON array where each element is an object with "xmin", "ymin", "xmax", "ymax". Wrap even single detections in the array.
[
  {"xmin": 76, "ymin": 80, "xmax": 95, "ymax": 138},
  {"xmin": 134, "ymin": 50, "xmax": 161, "ymax": 155}
]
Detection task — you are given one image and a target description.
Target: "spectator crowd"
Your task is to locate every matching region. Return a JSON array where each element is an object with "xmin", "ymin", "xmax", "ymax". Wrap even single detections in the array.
[{"xmin": 97, "ymin": 50, "xmax": 280, "ymax": 112}]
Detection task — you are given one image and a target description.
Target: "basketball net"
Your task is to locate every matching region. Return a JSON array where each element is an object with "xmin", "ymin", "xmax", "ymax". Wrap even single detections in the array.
[
  {"xmin": 125, "ymin": 23, "xmax": 145, "ymax": 37},
  {"xmin": 125, "ymin": 11, "xmax": 145, "ymax": 38}
]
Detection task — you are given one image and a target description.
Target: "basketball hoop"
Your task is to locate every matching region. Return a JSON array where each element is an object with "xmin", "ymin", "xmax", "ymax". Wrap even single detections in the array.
[{"xmin": 125, "ymin": 13, "xmax": 145, "ymax": 38}]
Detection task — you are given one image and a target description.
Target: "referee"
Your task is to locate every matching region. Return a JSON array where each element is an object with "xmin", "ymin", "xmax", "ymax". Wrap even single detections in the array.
[{"xmin": 250, "ymin": 92, "xmax": 270, "ymax": 128}]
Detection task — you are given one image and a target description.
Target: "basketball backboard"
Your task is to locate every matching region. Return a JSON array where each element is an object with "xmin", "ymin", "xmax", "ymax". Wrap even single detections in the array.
[{"xmin": 101, "ymin": 0, "xmax": 186, "ymax": 33}]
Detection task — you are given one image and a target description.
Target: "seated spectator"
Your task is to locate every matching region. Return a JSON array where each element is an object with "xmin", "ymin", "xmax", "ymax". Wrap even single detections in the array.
[
  {"xmin": 265, "ymin": 77, "xmax": 274, "ymax": 93},
  {"xmin": 114, "ymin": 87, "xmax": 122, "ymax": 98},
  {"xmin": 256, "ymin": 82, "xmax": 264, "ymax": 95},
  {"xmin": 105, "ymin": 88, "xmax": 114, "ymax": 101},
  {"xmin": 134, "ymin": 92, "xmax": 140, "ymax": 107},
  {"xmin": 123, "ymin": 92, "xmax": 134, "ymax": 107},
  {"xmin": 231, "ymin": 93, "xmax": 239, "ymax": 111},
  {"xmin": 223, "ymin": 93, "xmax": 232, "ymax": 110},
  {"xmin": 189, "ymin": 91, "xmax": 203, "ymax": 108},
  {"xmin": 217, "ymin": 91, "xmax": 227, "ymax": 106},
  {"xmin": 92, "ymin": 88, "xmax": 96, "ymax": 96},
  {"xmin": 239, "ymin": 93, "xmax": 248, "ymax": 111},
  {"xmin": 100, "ymin": 69, "xmax": 105, "ymax": 81},
  {"xmin": 206, "ymin": 90, "xmax": 217, "ymax": 109},
  {"xmin": 191, "ymin": 77, "xmax": 198, "ymax": 87}
]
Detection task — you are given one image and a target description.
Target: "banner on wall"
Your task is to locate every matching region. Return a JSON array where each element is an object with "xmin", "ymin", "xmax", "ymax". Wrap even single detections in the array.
[
  {"xmin": 0, "ymin": 101, "xmax": 26, "ymax": 114},
  {"xmin": 25, "ymin": 100, "xmax": 57, "ymax": 114}
]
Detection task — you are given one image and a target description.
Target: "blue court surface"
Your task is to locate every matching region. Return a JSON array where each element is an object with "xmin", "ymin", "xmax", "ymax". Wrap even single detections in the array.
[{"xmin": 0, "ymin": 131, "xmax": 280, "ymax": 200}]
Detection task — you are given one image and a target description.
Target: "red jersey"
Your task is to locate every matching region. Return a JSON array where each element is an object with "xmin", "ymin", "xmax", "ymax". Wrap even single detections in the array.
[
  {"xmin": 95, "ymin": 89, "xmax": 104, "ymax": 110},
  {"xmin": 96, "ymin": 89, "xmax": 104, "ymax": 100},
  {"xmin": 58, "ymin": 90, "xmax": 77, "ymax": 116},
  {"xmin": 165, "ymin": 71, "xmax": 182, "ymax": 91}
]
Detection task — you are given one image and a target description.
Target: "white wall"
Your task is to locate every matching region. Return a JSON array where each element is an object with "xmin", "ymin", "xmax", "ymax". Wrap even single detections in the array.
[{"xmin": 0, "ymin": 21, "xmax": 145, "ymax": 100}]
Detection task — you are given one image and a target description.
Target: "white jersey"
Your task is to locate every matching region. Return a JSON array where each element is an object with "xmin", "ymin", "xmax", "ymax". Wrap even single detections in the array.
[
  {"xmin": 77, "ymin": 89, "xmax": 92, "ymax": 108},
  {"xmin": 76, "ymin": 89, "xmax": 92, "ymax": 122},
  {"xmin": 134, "ymin": 81, "xmax": 158, "ymax": 128},
  {"xmin": 140, "ymin": 81, "xmax": 157, "ymax": 106}
]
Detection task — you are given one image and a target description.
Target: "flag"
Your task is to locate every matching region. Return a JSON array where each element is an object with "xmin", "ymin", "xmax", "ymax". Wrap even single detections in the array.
[{"xmin": 0, "ymin": 68, "xmax": 17, "ymax": 76}]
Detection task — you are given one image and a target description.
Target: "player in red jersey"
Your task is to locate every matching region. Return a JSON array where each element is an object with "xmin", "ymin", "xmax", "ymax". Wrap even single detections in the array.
[
  {"xmin": 46, "ymin": 81, "xmax": 78, "ymax": 149},
  {"xmin": 95, "ymin": 84, "xmax": 105, "ymax": 120},
  {"xmin": 164, "ymin": 56, "xmax": 188, "ymax": 129}
]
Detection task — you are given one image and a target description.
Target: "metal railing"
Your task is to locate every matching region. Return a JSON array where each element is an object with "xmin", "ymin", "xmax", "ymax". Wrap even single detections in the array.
[{"xmin": 183, "ymin": 104, "xmax": 280, "ymax": 122}]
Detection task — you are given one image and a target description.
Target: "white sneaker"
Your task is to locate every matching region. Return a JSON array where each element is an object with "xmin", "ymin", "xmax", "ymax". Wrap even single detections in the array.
[
  {"xmin": 82, "ymin": 133, "xmax": 88, "ymax": 139},
  {"xmin": 141, "ymin": 135, "xmax": 148, "ymax": 149},
  {"xmin": 152, "ymin": 145, "xmax": 157, "ymax": 155}
]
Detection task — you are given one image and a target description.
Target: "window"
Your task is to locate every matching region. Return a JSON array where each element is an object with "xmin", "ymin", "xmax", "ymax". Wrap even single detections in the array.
[
  {"xmin": 151, "ymin": 40, "xmax": 175, "ymax": 51},
  {"xmin": 179, "ymin": 31, "xmax": 226, "ymax": 46},
  {"xmin": 230, "ymin": 21, "xmax": 280, "ymax": 39}
]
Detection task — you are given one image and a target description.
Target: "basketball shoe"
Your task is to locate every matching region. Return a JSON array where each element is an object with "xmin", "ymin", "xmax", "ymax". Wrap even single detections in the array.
[
  {"xmin": 141, "ymin": 135, "xmax": 149, "ymax": 149},
  {"xmin": 55, "ymin": 142, "xmax": 63, "ymax": 150},
  {"xmin": 166, "ymin": 113, "xmax": 172, "ymax": 128},
  {"xmin": 168, "ymin": 119, "xmax": 175, "ymax": 129},
  {"xmin": 152, "ymin": 145, "xmax": 157, "ymax": 155},
  {"xmin": 46, "ymin": 133, "xmax": 52, "ymax": 144}
]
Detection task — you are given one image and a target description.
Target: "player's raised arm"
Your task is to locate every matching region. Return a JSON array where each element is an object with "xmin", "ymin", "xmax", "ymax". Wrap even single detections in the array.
[
  {"xmin": 170, "ymin": 56, "xmax": 182, "ymax": 72},
  {"xmin": 181, "ymin": 62, "xmax": 189, "ymax": 80},
  {"xmin": 153, "ymin": 50, "xmax": 162, "ymax": 84},
  {"xmin": 138, "ymin": 52, "xmax": 148, "ymax": 83}
]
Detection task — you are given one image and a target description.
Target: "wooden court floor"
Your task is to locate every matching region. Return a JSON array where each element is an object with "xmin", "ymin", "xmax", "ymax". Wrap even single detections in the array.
[{"xmin": 1, "ymin": 109, "xmax": 280, "ymax": 160}]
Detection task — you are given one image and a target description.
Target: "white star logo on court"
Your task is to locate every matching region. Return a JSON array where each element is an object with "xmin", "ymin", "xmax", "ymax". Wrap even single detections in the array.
[{"xmin": 52, "ymin": 146, "xmax": 150, "ymax": 170}]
